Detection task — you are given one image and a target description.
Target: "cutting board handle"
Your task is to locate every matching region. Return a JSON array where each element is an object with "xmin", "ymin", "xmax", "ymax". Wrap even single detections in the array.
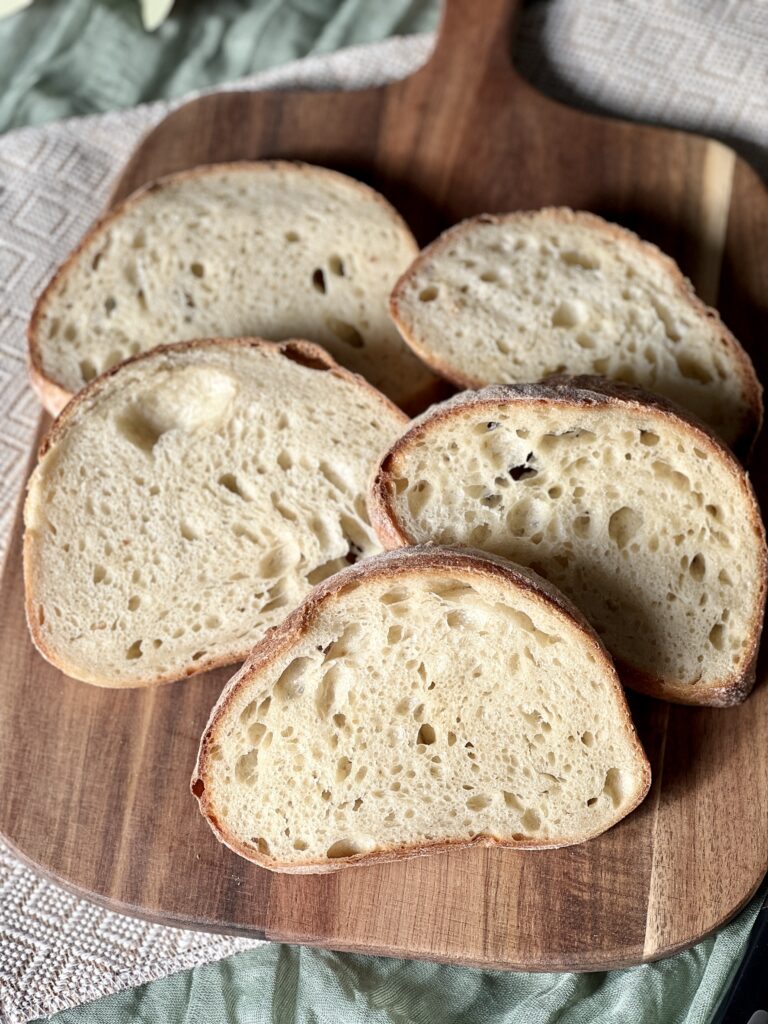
[{"xmin": 425, "ymin": 0, "xmax": 523, "ymax": 80}]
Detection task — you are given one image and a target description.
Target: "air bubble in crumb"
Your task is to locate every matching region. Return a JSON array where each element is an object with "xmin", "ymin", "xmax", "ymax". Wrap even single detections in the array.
[
  {"xmin": 325, "ymin": 316, "xmax": 364, "ymax": 348},
  {"xmin": 126, "ymin": 640, "xmax": 143, "ymax": 660}
]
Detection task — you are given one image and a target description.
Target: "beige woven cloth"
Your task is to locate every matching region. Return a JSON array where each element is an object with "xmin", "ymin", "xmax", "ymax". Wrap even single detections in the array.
[{"xmin": 0, "ymin": 4, "xmax": 765, "ymax": 1021}]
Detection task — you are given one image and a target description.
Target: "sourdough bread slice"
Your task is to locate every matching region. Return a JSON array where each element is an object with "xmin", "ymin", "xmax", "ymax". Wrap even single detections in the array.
[
  {"xmin": 369, "ymin": 378, "xmax": 767, "ymax": 705},
  {"xmin": 390, "ymin": 209, "xmax": 762, "ymax": 455},
  {"xmin": 29, "ymin": 160, "xmax": 438, "ymax": 415},
  {"xmin": 24, "ymin": 338, "xmax": 407, "ymax": 687},
  {"xmin": 192, "ymin": 546, "xmax": 651, "ymax": 872}
]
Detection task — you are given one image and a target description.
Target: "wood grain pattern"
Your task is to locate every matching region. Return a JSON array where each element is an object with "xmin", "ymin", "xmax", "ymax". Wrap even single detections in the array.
[{"xmin": 1, "ymin": 0, "xmax": 767, "ymax": 971}]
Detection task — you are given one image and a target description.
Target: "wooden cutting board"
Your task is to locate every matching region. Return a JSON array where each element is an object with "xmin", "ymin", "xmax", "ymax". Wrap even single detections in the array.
[{"xmin": 1, "ymin": 0, "xmax": 767, "ymax": 972}]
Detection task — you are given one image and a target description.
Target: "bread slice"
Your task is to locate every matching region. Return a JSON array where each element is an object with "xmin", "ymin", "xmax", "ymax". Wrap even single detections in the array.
[
  {"xmin": 24, "ymin": 337, "xmax": 407, "ymax": 687},
  {"xmin": 369, "ymin": 377, "xmax": 767, "ymax": 706},
  {"xmin": 29, "ymin": 160, "xmax": 438, "ymax": 416},
  {"xmin": 390, "ymin": 209, "xmax": 762, "ymax": 455},
  {"xmin": 191, "ymin": 546, "xmax": 651, "ymax": 873}
]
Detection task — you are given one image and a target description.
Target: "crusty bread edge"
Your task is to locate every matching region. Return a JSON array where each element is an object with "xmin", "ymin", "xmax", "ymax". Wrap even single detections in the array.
[
  {"xmin": 191, "ymin": 545, "xmax": 652, "ymax": 873},
  {"xmin": 367, "ymin": 376, "xmax": 768, "ymax": 707},
  {"xmin": 389, "ymin": 208, "xmax": 763, "ymax": 459},
  {"xmin": 23, "ymin": 336, "xmax": 408, "ymax": 689},
  {"xmin": 28, "ymin": 159, "xmax": 423, "ymax": 417}
]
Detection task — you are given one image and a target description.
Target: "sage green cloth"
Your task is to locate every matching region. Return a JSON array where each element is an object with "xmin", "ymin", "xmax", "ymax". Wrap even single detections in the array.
[
  {"xmin": 40, "ymin": 886, "xmax": 764, "ymax": 1024},
  {"xmin": 0, "ymin": 0, "xmax": 440, "ymax": 131}
]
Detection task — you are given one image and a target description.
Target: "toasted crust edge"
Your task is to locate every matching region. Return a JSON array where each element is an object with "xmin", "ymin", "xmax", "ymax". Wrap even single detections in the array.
[
  {"xmin": 389, "ymin": 208, "xmax": 763, "ymax": 459},
  {"xmin": 28, "ymin": 159, "xmax": 424, "ymax": 417},
  {"xmin": 23, "ymin": 336, "xmax": 408, "ymax": 689},
  {"xmin": 368, "ymin": 376, "xmax": 768, "ymax": 707},
  {"xmin": 191, "ymin": 545, "xmax": 651, "ymax": 873}
]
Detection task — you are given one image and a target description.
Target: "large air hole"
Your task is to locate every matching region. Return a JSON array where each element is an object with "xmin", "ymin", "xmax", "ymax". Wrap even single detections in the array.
[
  {"xmin": 480, "ymin": 493, "xmax": 502, "ymax": 509},
  {"xmin": 235, "ymin": 748, "xmax": 259, "ymax": 783},
  {"xmin": 219, "ymin": 473, "xmax": 245, "ymax": 498},
  {"xmin": 316, "ymin": 665, "xmax": 341, "ymax": 718},
  {"xmin": 125, "ymin": 640, "xmax": 143, "ymax": 660},
  {"xmin": 651, "ymin": 297, "xmax": 682, "ymax": 342},
  {"xmin": 676, "ymin": 353, "xmax": 713, "ymax": 384},
  {"xmin": 319, "ymin": 461, "xmax": 347, "ymax": 493},
  {"xmin": 273, "ymin": 657, "xmax": 312, "ymax": 702},
  {"xmin": 573, "ymin": 514, "xmax": 590, "ymax": 543},
  {"xmin": 280, "ymin": 344, "xmax": 330, "ymax": 370},
  {"xmin": 406, "ymin": 480, "xmax": 433, "ymax": 517},
  {"xmin": 248, "ymin": 722, "xmax": 268, "ymax": 745},
  {"xmin": 307, "ymin": 557, "xmax": 347, "ymax": 586},
  {"xmin": 340, "ymin": 514, "xmax": 370, "ymax": 562},
  {"xmin": 328, "ymin": 255, "xmax": 345, "ymax": 276},
  {"xmin": 503, "ymin": 791, "xmax": 523, "ymax": 811},
  {"xmin": 417, "ymin": 723, "xmax": 436, "ymax": 745},
  {"xmin": 689, "ymin": 553, "xmax": 706, "ymax": 581},
  {"xmin": 115, "ymin": 408, "xmax": 164, "ymax": 453},
  {"xmin": 509, "ymin": 453, "xmax": 537, "ymax": 481},
  {"xmin": 520, "ymin": 809, "xmax": 541, "ymax": 831},
  {"xmin": 325, "ymin": 316, "xmax": 364, "ymax": 348},
  {"xmin": 180, "ymin": 522, "xmax": 200, "ymax": 542},
  {"xmin": 651, "ymin": 461, "xmax": 690, "ymax": 491},
  {"xmin": 602, "ymin": 768, "xmax": 625, "ymax": 808},
  {"xmin": 322, "ymin": 624, "xmax": 361, "ymax": 662},
  {"xmin": 258, "ymin": 547, "xmax": 291, "ymax": 578},
  {"xmin": 551, "ymin": 299, "xmax": 588, "ymax": 328},
  {"xmin": 561, "ymin": 250, "xmax": 600, "ymax": 270},
  {"xmin": 80, "ymin": 359, "xmax": 97, "ymax": 382},
  {"xmin": 327, "ymin": 838, "xmax": 367, "ymax": 859},
  {"xmin": 608, "ymin": 506, "xmax": 643, "ymax": 549},
  {"xmin": 709, "ymin": 623, "xmax": 725, "ymax": 650}
]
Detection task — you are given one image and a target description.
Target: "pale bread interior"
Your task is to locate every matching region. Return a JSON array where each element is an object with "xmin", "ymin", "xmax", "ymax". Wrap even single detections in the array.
[
  {"xmin": 32, "ymin": 162, "xmax": 435, "ymax": 412},
  {"xmin": 24, "ymin": 340, "xmax": 406, "ymax": 686},
  {"xmin": 195, "ymin": 550, "xmax": 649, "ymax": 870},
  {"xmin": 371, "ymin": 385, "xmax": 766, "ymax": 702},
  {"xmin": 391, "ymin": 210, "xmax": 759, "ymax": 449}
]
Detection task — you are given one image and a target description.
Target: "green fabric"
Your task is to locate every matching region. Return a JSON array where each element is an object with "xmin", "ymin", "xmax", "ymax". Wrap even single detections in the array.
[
  {"xmin": 40, "ymin": 886, "xmax": 764, "ymax": 1023},
  {"xmin": 6, "ymin": 1, "xmax": 760, "ymax": 1021},
  {"xmin": 0, "ymin": 0, "xmax": 440, "ymax": 132}
]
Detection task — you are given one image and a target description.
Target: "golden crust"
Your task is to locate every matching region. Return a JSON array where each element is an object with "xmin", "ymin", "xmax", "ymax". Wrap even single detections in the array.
[
  {"xmin": 367, "ymin": 377, "xmax": 768, "ymax": 707},
  {"xmin": 389, "ymin": 208, "xmax": 763, "ymax": 460},
  {"xmin": 23, "ymin": 336, "xmax": 408, "ymax": 689},
  {"xmin": 28, "ymin": 159, "xmax": 428, "ymax": 417},
  {"xmin": 191, "ymin": 545, "xmax": 652, "ymax": 873}
]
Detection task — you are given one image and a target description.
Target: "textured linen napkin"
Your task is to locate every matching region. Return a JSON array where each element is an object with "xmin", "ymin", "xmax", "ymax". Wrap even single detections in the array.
[{"xmin": 1, "ymin": 3, "xmax": 766, "ymax": 1021}]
